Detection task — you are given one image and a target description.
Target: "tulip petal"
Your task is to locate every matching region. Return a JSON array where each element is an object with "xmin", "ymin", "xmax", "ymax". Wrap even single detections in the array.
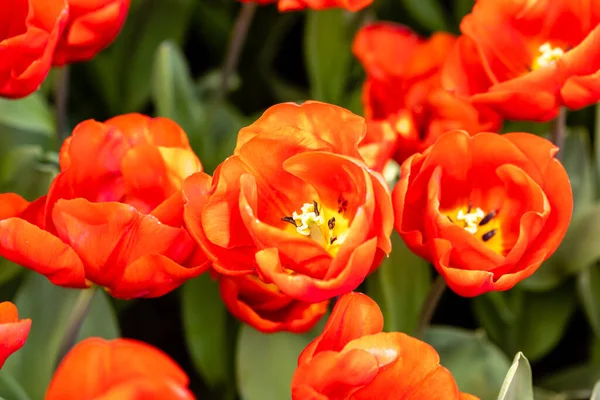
[{"xmin": 0, "ymin": 302, "xmax": 31, "ymax": 369}]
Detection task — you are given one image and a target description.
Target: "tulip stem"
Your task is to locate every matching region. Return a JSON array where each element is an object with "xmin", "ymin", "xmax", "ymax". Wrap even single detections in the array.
[
  {"xmin": 551, "ymin": 107, "xmax": 567, "ymax": 160},
  {"xmin": 54, "ymin": 65, "xmax": 70, "ymax": 142},
  {"xmin": 415, "ymin": 274, "xmax": 446, "ymax": 339},
  {"xmin": 57, "ymin": 287, "xmax": 96, "ymax": 364},
  {"xmin": 218, "ymin": 2, "xmax": 257, "ymax": 101}
]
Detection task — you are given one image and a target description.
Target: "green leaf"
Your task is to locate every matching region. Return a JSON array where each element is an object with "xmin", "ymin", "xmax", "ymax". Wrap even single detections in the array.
[
  {"xmin": 0, "ymin": 92, "xmax": 54, "ymax": 136},
  {"xmin": 366, "ymin": 231, "xmax": 430, "ymax": 334},
  {"xmin": 522, "ymin": 128, "xmax": 595, "ymax": 292},
  {"xmin": 2, "ymin": 273, "xmax": 120, "ymax": 400},
  {"xmin": 0, "ymin": 372, "xmax": 31, "ymax": 400},
  {"xmin": 497, "ymin": 352, "xmax": 533, "ymax": 400},
  {"xmin": 304, "ymin": 9, "xmax": 353, "ymax": 104},
  {"xmin": 473, "ymin": 285, "xmax": 575, "ymax": 362},
  {"xmin": 592, "ymin": 381, "xmax": 600, "ymax": 400},
  {"xmin": 539, "ymin": 364, "xmax": 600, "ymax": 395},
  {"xmin": 562, "ymin": 127, "xmax": 595, "ymax": 214},
  {"xmin": 236, "ymin": 321, "xmax": 324, "ymax": 400},
  {"xmin": 399, "ymin": 0, "xmax": 449, "ymax": 32},
  {"xmin": 425, "ymin": 326, "xmax": 511, "ymax": 400},
  {"xmin": 151, "ymin": 41, "xmax": 205, "ymax": 136},
  {"xmin": 182, "ymin": 274, "xmax": 234, "ymax": 391},
  {"xmin": 92, "ymin": 0, "xmax": 195, "ymax": 113},
  {"xmin": 453, "ymin": 0, "xmax": 474, "ymax": 24},
  {"xmin": 578, "ymin": 263, "xmax": 600, "ymax": 337}
]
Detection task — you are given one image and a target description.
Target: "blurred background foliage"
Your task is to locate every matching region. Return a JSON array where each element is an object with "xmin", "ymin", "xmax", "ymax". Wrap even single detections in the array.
[{"xmin": 0, "ymin": 0, "xmax": 599, "ymax": 399}]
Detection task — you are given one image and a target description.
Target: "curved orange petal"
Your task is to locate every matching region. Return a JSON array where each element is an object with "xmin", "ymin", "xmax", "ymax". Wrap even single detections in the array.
[
  {"xmin": 51, "ymin": 199, "xmax": 196, "ymax": 294},
  {"xmin": 45, "ymin": 338, "xmax": 190, "ymax": 400},
  {"xmin": 299, "ymin": 292, "xmax": 383, "ymax": 363},
  {"xmin": 0, "ymin": 302, "xmax": 31, "ymax": 369},
  {"xmin": 0, "ymin": 217, "xmax": 87, "ymax": 288},
  {"xmin": 219, "ymin": 275, "xmax": 327, "ymax": 333}
]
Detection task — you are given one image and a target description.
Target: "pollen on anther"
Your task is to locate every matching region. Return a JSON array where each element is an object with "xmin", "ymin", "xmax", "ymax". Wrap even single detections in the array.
[
  {"xmin": 482, "ymin": 229, "xmax": 496, "ymax": 242},
  {"xmin": 281, "ymin": 216, "xmax": 297, "ymax": 227},
  {"xmin": 313, "ymin": 200, "xmax": 320, "ymax": 216},
  {"xmin": 328, "ymin": 217, "xmax": 335, "ymax": 230},
  {"xmin": 330, "ymin": 236, "xmax": 337, "ymax": 244},
  {"xmin": 479, "ymin": 210, "xmax": 496, "ymax": 226}
]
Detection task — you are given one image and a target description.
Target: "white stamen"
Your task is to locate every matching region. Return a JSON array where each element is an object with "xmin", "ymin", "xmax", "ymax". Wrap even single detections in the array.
[
  {"xmin": 535, "ymin": 43, "xmax": 564, "ymax": 69},
  {"xmin": 456, "ymin": 207, "xmax": 485, "ymax": 234},
  {"xmin": 292, "ymin": 202, "xmax": 324, "ymax": 236}
]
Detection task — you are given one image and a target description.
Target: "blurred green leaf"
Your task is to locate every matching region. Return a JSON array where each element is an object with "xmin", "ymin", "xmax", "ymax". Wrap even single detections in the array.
[
  {"xmin": 237, "ymin": 321, "xmax": 324, "ymax": 400},
  {"xmin": 474, "ymin": 285, "xmax": 575, "ymax": 362},
  {"xmin": 539, "ymin": 364, "xmax": 600, "ymax": 395},
  {"xmin": 305, "ymin": 9, "xmax": 353, "ymax": 104},
  {"xmin": 0, "ymin": 373, "xmax": 30, "ymax": 400},
  {"xmin": 497, "ymin": 352, "xmax": 533, "ymax": 400},
  {"xmin": 594, "ymin": 103, "xmax": 600, "ymax": 182},
  {"xmin": 0, "ymin": 93, "xmax": 54, "ymax": 136},
  {"xmin": 562, "ymin": 127, "xmax": 595, "ymax": 214},
  {"xmin": 578, "ymin": 263, "xmax": 600, "ymax": 337},
  {"xmin": 182, "ymin": 274, "xmax": 234, "ymax": 392},
  {"xmin": 367, "ymin": 231, "xmax": 430, "ymax": 335},
  {"xmin": 425, "ymin": 326, "xmax": 511, "ymax": 400},
  {"xmin": 152, "ymin": 41, "xmax": 205, "ymax": 135},
  {"xmin": 399, "ymin": 0, "xmax": 449, "ymax": 32},
  {"xmin": 592, "ymin": 381, "xmax": 600, "ymax": 400},
  {"xmin": 522, "ymin": 128, "xmax": 594, "ymax": 291},
  {"xmin": 0, "ymin": 146, "xmax": 58, "ymax": 201},
  {"xmin": 93, "ymin": 0, "xmax": 195, "ymax": 113},
  {"xmin": 3, "ymin": 273, "xmax": 119, "ymax": 400},
  {"xmin": 453, "ymin": 0, "xmax": 474, "ymax": 24}
]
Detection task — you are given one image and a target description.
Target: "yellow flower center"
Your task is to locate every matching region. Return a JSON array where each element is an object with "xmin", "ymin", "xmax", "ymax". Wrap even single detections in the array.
[
  {"xmin": 532, "ymin": 43, "xmax": 565, "ymax": 70},
  {"xmin": 444, "ymin": 204, "xmax": 504, "ymax": 254},
  {"xmin": 283, "ymin": 199, "xmax": 350, "ymax": 256}
]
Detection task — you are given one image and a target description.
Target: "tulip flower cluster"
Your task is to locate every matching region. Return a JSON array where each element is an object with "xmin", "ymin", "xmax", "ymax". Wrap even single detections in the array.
[
  {"xmin": 1, "ymin": 0, "xmax": 129, "ymax": 98},
  {"xmin": 0, "ymin": 0, "xmax": 589, "ymax": 398}
]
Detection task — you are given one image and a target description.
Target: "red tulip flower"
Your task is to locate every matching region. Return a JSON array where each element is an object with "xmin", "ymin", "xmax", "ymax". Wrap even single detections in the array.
[
  {"xmin": 45, "ymin": 338, "xmax": 194, "ymax": 399},
  {"xmin": 0, "ymin": 0, "xmax": 69, "ymax": 98},
  {"xmin": 184, "ymin": 102, "xmax": 393, "ymax": 304},
  {"xmin": 393, "ymin": 130, "xmax": 572, "ymax": 296},
  {"xmin": 443, "ymin": 0, "xmax": 600, "ymax": 121},
  {"xmin": 0, "ymin": 301, "xmax": 31, "ymax": 369},
  {"xmin": 220, "ymin": 275, "xmax": 329, "ymax": 333},
  {"xmin": 292, "ymin": 292, "xmax": 478, "ymax": 400},
  {"xmin": 53, "ymin": 0, "xmax": 130, "ymax": 65},
  {"xmin": 238, "ymin": 0, "xmax": 372, "ymax": 12},
  {"xmin": 0, "ymin": 114, "xmax": 209, "ymax": 299},
  {"xmin": 353, "ymin": 22, "xmax": 501, "ymax": 168}
]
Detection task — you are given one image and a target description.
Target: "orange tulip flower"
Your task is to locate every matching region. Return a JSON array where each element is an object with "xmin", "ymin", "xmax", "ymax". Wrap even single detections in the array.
[
  {"xmin": 0, "ymin": 114, "xmax": 209, "ymax": 299},
  {"xmin": 353, "ymin": 22, "xmax": 501, "ymax": 168},
  {"xmin": 0, "ymin": 302, "xmax": 31, "ymax": 369},
  {"xmin": 220, "ymin": 275, "xmax": 329, "ymax": 333},
  {"xmin": 443, "ymin": 0, "xmax": 600, "ymax": 121},
  {"xmin": 45, "ymin": 338, "xmax": 194, "ymax": 399},
  {"xmin": 238, "ymin": 0, "xmax": 372, "ymax": 12},
  {"xmin": 53, "ymin": 0, "xmax": 130, "ymax": 65},
  {"xmin": 0, "ymin": 0, "xmax": 69, "ymax": 98},
  {"xmin": 393, "ymin": 130, "xmax": 572, "ymax": 297},
  {"xmin": 291, "ymin": 292, "xmax": 478, "ymax": 400},
  {"xmin": 184, "ymin": 102, "xmax": 393, "ymax": 303}
]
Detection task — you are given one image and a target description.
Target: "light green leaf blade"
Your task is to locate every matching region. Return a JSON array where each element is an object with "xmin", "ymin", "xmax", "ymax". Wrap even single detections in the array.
[
  {"xmin": 425, "ymin": 326, "xmax": 511, "ymax": 400},
  {"xmin": 578, "ymin": 263, "xmax": 600, "ymax": 337},
  {"xmin": 182, "ymin": 274, "xmax": 233, "ymax": 391},
  {"xmin": 305, "ymin": 9, "xmax": 353, "ymax": 104},
  {"xmin": 367, "ymin": 231, "xmax": 430, "ymax": 334},
  {"xmin": 3, "ymin": 273, "xmax": 120, "ymax": 400},
  {"xmin": 497, "ymin": 352, "xmax": 534, "ymax": 400},
  {"xmin": 237, "ymin": 321, "xmax": 324, "ymax": 400},
  {"xmin": 0, "ymin": 372, "xmax": 31, "ymax": 400},
  {"xmin": 0, "ymin": 93, "xmax": 54, "ymax": 136},
  {"xmin": 151, "ymin": 41, "xmax": 205, "ymax": 136}
]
